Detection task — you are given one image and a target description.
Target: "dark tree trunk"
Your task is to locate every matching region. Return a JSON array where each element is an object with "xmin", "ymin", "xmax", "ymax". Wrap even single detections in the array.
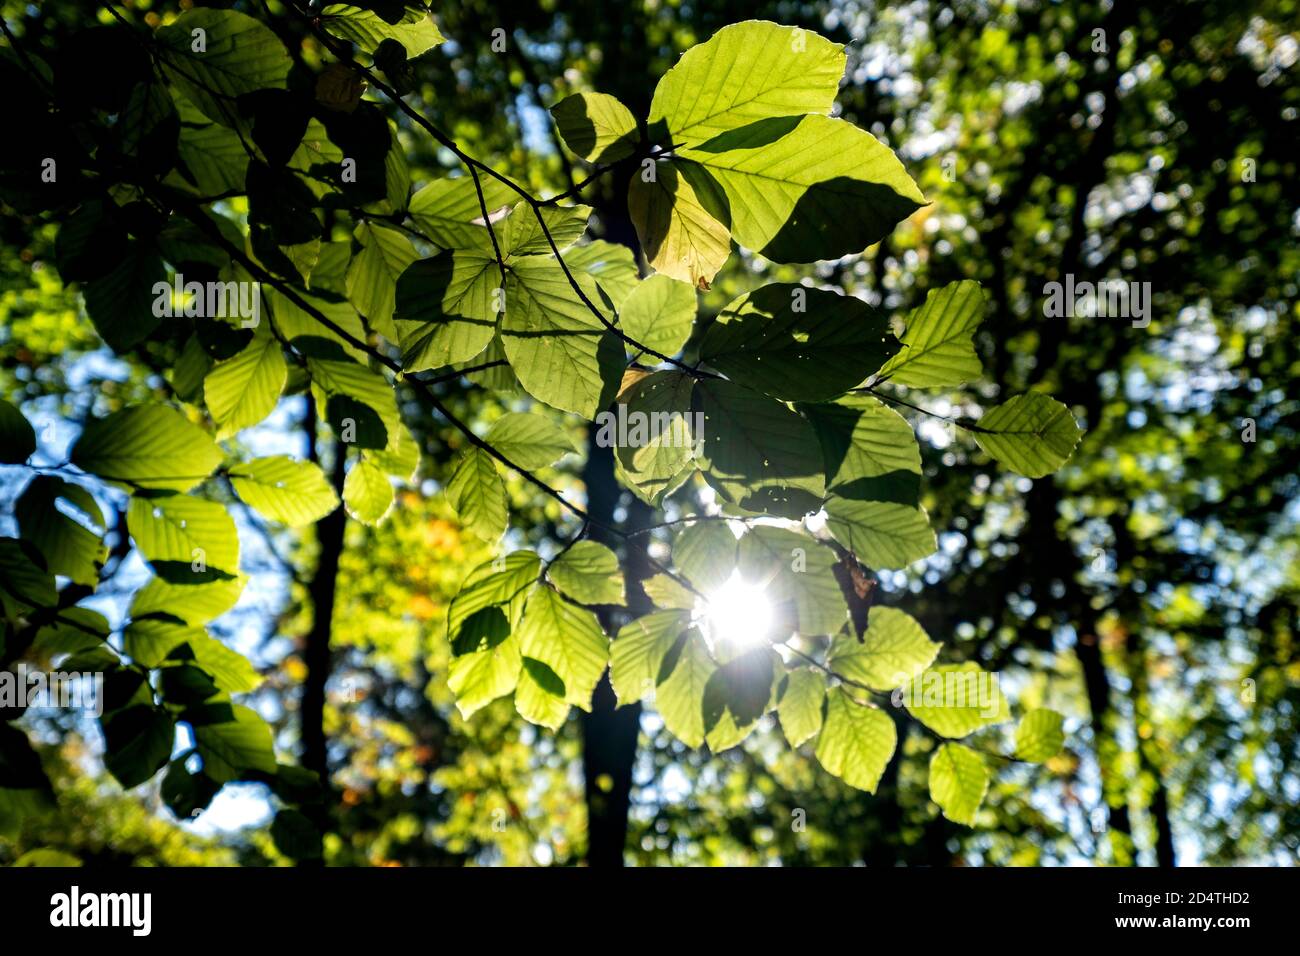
[
  {"xmin": 579, "ymin": 441, "xmax": 653, "ymax": 867},
  {"xmin": 577, "ymin": 143, "xmax": 654, "ymax": 864},
  {"xmin": 301, "ymin": 421, "xmax": 348, "ymax": 813}
]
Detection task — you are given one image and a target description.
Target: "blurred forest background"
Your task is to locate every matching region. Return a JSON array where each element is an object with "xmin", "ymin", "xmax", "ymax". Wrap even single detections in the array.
[{"xmin": 1, "ymin": 0, "xmax": 1297, "ymax": 866}]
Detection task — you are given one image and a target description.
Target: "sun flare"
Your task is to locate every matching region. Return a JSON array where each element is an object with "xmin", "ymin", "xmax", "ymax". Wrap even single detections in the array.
[{"xmin": 700, "ymin": 571, "xmax": 774, "ymax": 649}]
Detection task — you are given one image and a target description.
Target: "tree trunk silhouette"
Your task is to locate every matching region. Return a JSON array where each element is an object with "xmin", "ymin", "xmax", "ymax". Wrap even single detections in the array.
[
  {"xmin": 578, "ymin": 146, "xmax": 652, "ymax": 864},
  {"xmin": 302, "ymin": 412, "xmax": 348, "ymax": 842}
]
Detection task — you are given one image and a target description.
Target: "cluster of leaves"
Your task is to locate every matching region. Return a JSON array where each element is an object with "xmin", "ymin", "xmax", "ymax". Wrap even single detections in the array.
[{"xmin": 1, "ymin": 5, "xmax": 1082, "ymax": 839}]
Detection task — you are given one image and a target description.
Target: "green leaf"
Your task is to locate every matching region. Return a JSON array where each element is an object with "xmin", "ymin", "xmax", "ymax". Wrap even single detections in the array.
[
  {"xmin": 517, "ymin": 586, "xmax": 609, "ymax": 710},
  {"xmin": 446, "ymin": 551, "xmax": 541, "ymax": 644},
  {"xmin": 648, "ymin": 21, "xmax": 846, "ymax": 146},
  {"xmin": 82, "ymin": 242, "xmax": 166, "ymax": 352},
  {"xmin": 701, "ymin": 284, "xmax": 898, "ymax": 401},
  {"xmin": 102, "ymin": 706, "xmax": 175, "ymax": 789},
  {"xmin": 515, "ymin": 657, "xmax": 570, "ymax": 729},
  {"xmin": 777, "ymin": 668, "xmax": 826, "ymax": 747},
  {"xmin": 130, "ymin": 574, "xmax": 246, "ymax": 625},
  {"xmin": 33, "ymin": 608, "xmax": 110, "ymax": 659},
  {"xmin": 610, "ymin": 370, "xmax": 698, "ymax": 506},
  {"xmin": 124, "ymin": 619, "xmax": 203, "ymax": 668},
  {"xmin": 268, "ymin": 287, "xmax": 369, "ymax": 364},
  {"xmin": 204, "ymin": 325, "xmax": 287, "ymax": 440},
  {"xmin": 610, "ymin": 610, "xmax": 690, "ymax": 705},
  {"xmin": 17, "ymin": 477, "xmax": 106, "ymax": 586},
  {"xmin": 903, "ymin": 662, "xmax": 1010, "ymax": 738},
  {"xmin": 185, "ymin": 632, "xmax": 262, "ymax": 693},
  {"xmin": 175, "ymin": 104, "xmax": 248, "ymax": 196},
  {"xmin": 485, "ymin": 412, "xmax": 578, "ymax": 469},
  {"xmin": 693, "ymin": 379, "xmax": 825, "ymax": 517},
  {"xmin": 0, "ymin": 538, "xmax": 56, "ymax": 616},
  {"xmin": 319, "ymin": 3, "xmax": 446, "ymax": 59},
  {"xmin": 737, "ymin": 525, "xmax": 847, "ymax": 635},
  {"xmin": 823, "ymin": 498, "xmax": 936, "ymax": 569},
  {"xmin": 497, "ymin": 203, "xmax": 591, "ymax": 258},
  {"xmin": 446, "ymin": 447, "xmax": 507, "ymax": 541},
  {"xmin": 641, "ymin": 573, "xmax": 696, "ymax": 611},
  {"xmin": 628, "ymin": 158, "xmax": 731, "ymax": 289},
  {"xmin": 347, "ymin": 221, "xmax": 418, "ymax": 340},
  {"xmin": 72, "ymin": 406, "xmax": 223, "ymax": 493},
  {"xmin": 548, "ymin": 540, "xmax": 625, "ymax": 605},
  {"xmin": 393, "ymin": 250, "xmax": 500, "ymax": 370},
  {"xmin": 565, "ymin": 241, "xmax": 639, "ymax": 309},
  {"xmin": 127, "ymin": 494, "xmax": 240, "ymax": 578},
  {"xmin": 156, "ymin": 9, "xmax": 292, "ymax": 126},
  {"xmin": 672, "ymin": 520, "xmax": 736, "ymax": 594},
  {"xmin": 654, "ymin": 628, "xmax": 715, "ymax": 747},
  {"xmin": 875, "ymin": 280, "xmax": 985, "ymax": 387},
  {"xmin": 301, "ymin": 341, "xmax": 401, "ymax": 448},
  {"xmin": 1015, "ymin": 708, "xmax": 1066, "ymax": 762},
  {"xmin": 408, "ymin": 176, "xmax": 514, "ymax": 249},
  {"xmin": 229, "ymin": 456, "xmax": 339, "ymax": 527},
  {"xmin": 679, "ymin": 114, "xmax": 926, "ymax": 263},
  {"xmin": 929, "ymin": 742, "xmax": 990, "ymax": 826},
  {"xmin": 799, "ymin": 394, "xmax": 921, "ymax": 504},
  {"xmin": 702, "ymin": 646, "xmax": 775, "ymax": 732},
  {"xmin": 0, "ymin": 399, "xmax": 36, "ymax": 464},
  {"xmin": 972, "ymin": 393, "xmax": 1083, "ymax": 479},
  {"xmin": 829, "ymin": 606, "xmax": 940, "ymax": 690},
  {"xmin": 170, "ymin": 335, "xmax": 213, "ymax": 403},
  {"xmin": 194, "ymin": 704, "xmax": 277, "ymax": 783},
  {"xmin": 501, "ymin": 255, "xmax": 624, "ymax": 418},
  {"xmin": 619, "ymin": 274, "xmax": 696, "ymax": 358},
  {"xmin": 551, "ymin": 92, "xmax": 639, "ymax": 163},
  {"xmin": 814, "ymin": 687, "xmax": 896, "ymax": 793},
  {"xmin": 342, "ymin": 456, "xmax": 393, "ymax": 525},
  {"xmin": 448, "ymin": 630, "xmax": 521, "ymax": 719}
]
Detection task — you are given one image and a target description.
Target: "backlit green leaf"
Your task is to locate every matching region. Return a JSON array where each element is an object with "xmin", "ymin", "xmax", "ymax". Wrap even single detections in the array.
[
  {"xmin": 204, "ymin": 325, "xmax": 287, "ymax": 440},
  {"xmin": 551, "ymin": 92, "xmax": 640, "ymax": 163},
  {"xmin": 679, "ymin": 114, "xmax": 926, "ymax": 263},
  {"xmin": 701, "ymin": 284, "xmax": 898, "ymax": 401},
  {"xmin": 777, "ymin": 668, "xmax": 826, "ymax": 747},
  {"xmin": 823, "ymin": 497, "xmax": 935, "ymax": 569},
  {"xmin": 446, "ymin": 447, "xmax": 507, "ymax": 541},
  {"xmin": 648, "ymin": 21, "xmax": 845, "ymax": 146},
  {"xmin": 654, "ymin": 628, "xmax": 715, "ymax": 747},
  {"xmin": 694, "ymin": 379, "xmax": 824, "ymax": 517},
  {"xmin": 548, "ymin": 540, "xmax": 625, "ymax": 605},
  {"xmin": 516, "ymin": 586, "xmax": 609, "ymax": 711},
  {"xmin": 929, "ymin": 742, "xmax": 989, "ymax": 825},
  {"xmin": 485, "ymin": 412, "xmax": 579, "ymax": 470},
  {"xmin": 156, "ymin": 9, "xmax": 292, "ymax": 126},
  {"xmin": 501, "ymin": 255, "xmax": 623, "ymax": 418},
  {"xmin": 829, "ymin": 606, "xmax": 940, "ymax": 690},
  {"xmin": 229, "ymin": 456, "xmax": 339, "ymax": 526},
  {"xmin": 1015, "ymin": 708, "xmax": 1066, "ymax": 762},
  {"xmin": 973, "ymin": 392, "xmax": 1083, "ymax": 479},
  {"xmin": 875, "ymin": 280, "xmax": 985, "ymax": 387},
  {"xmin": 903, "ymin": 662, "xmax": 1010, "ymax": 738},
  {"xmin": 618, "ymin": 274, "xmax": 696, "ymax": 358},
  {"xmin": 814, "ymin": 687, "xmax": 896, "ymax": 792},
  {"xmin": 610, "ymin": 610, "xmax": 690, "ymax": 706}
]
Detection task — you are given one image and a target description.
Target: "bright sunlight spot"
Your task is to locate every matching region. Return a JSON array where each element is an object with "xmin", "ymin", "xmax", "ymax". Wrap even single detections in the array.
[{"xmin": 701, "ymin": 571, "xmax": 774, "ymax": 649}]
